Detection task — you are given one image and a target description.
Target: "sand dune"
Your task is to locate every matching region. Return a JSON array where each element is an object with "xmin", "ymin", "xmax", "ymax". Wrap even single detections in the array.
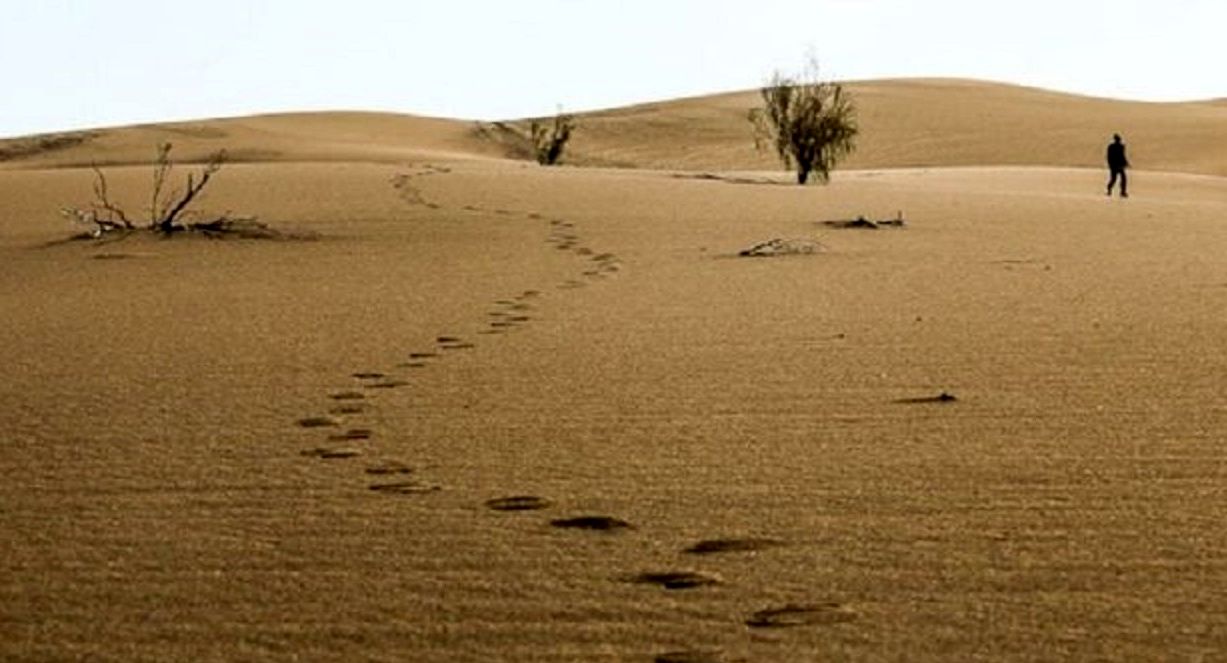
[
  {"xmin": 3, "ymin": 79, "xmax": 1227, "ymax": 661},
  {"xmin": 5, "ymin": 78, "xmax": 1225, "ymax": 176}
]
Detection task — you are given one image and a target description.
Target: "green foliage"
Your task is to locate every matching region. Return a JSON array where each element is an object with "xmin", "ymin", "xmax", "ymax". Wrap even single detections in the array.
[{"xmin": 749, "ymin": 61, "xmax": 858, "ymax": 184}]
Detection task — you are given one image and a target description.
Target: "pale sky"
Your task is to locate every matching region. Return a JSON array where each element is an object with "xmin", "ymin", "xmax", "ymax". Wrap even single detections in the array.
[{"xmin": 3, "ymin": 0, "xmax": 1224, "ymax": 138}]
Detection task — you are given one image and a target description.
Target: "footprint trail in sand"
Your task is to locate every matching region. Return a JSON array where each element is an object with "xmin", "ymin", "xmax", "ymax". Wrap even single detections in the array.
[{"xmin": 296, "ymin": 164, "xmax": 838, "ymax": 657}]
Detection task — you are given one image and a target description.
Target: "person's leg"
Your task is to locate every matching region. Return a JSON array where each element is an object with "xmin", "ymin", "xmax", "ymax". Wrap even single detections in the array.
[
  {"xmin": 1120, "ymin": 170, "xmax": 1128, "ymax": 197},
  {"xmin": 1107, "ymin": 170, "xmax": 1117, "ymax": 195}
]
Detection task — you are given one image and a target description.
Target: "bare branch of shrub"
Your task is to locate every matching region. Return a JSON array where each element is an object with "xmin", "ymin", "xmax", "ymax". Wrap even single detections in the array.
[
  {"xmin": 90, "ymin": 164, "xmax": 133, "ymax": 229},
  {"xmin": 59, "ymin": 142, "xmax": 254, "ymax": 239}
]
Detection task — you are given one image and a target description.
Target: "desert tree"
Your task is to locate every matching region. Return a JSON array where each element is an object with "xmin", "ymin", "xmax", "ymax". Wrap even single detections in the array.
[
  {"xmin": 530, "ymin": 109, "xmax": 575, "ymax": 165},
  {"xmin": 749, "ymin": 59, "xmax": 857, "ymax": 184},
  {"xmin": 62, "ymin": 142, "xmax": 232, "ymax": 237}
]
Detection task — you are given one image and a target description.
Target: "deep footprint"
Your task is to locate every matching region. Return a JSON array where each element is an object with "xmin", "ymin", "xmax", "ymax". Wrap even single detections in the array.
[
  {"xmin": 327, "ymin": 429, "xmax": 373, "ymax": 441},
  {"xmin": 297, "ymin": 416, "xmax": 341, "ymax": 428},
  {"xmin": 365, "ymin": 461, "xmax": 413, "ymax": 475},
  {"xmin": 626, "ymin": 571, "xmax": 722, "ymax": 590},
  {"xmin": 745, "ymin": 603, "xmax": 858, "ymax": 628},
  {"xmin": 300, "ymin": 447, "xmax": 361, "ymax": 459},
  {"xmin": 329, "ymin": 391, "xmax": 366, "ymax": 401},
  {"xmin": 550, "ymin": 516, "xmax": 633, "ymax": 531},
  {"xmin": 684, "ymin": 537, "xmax": 784, "ymax": 555},
  {"xmin": 895, "ymin": 391, "xmax": 958, "ymax": 404},
  {"xmin": 485, "ymin": 495, "xmax": 552, "ymax": 512}
]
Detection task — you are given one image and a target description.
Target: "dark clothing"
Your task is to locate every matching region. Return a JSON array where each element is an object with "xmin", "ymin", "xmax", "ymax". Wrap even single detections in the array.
[
  {"xmin": 1107, "ymin": 142, "xmax": 1129, "ymax": 171},
  {"xmin": 1107, "ymin": 169, "xmax": 1127, "ymax": 197},
  {"xmin": 1106, "ymin": 139, "xmax": 1129, "ymax": 197}
]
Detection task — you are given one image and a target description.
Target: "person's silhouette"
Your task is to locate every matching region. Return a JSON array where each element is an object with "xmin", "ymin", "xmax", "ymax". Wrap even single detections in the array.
[{"xmin": 1106, "ymin": 133, "xmax": 1129, "ymax": 198}]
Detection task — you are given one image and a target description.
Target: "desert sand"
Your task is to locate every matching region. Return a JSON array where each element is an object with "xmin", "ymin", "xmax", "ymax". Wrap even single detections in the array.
[{"xmin": 2, "ymin": 79, "xmax": 1227, "ymax": 662}]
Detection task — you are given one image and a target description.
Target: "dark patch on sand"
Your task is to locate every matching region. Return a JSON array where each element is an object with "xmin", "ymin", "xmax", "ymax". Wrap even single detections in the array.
[
  {"xmin": 895, "ymin": 391, "xmax": 958, "ymax": 404},
  {"xmin": 746, "ymin": 603, "xmax": 857, "ymax": 628},
  {"xmin": 365, "ymin": 379, "xmax": 410, "ymax": 390},
  {"xmin": 821, "ymin": 214, "xmax": 906, "ymax": 230},
  {"xmin": 300, "ymin": 448, "xmax": 361, "ymax": 459},
  {"xmin": 550, "ymin": 516, "xmax": 633, "ymax": 531},
  {"xmin": 365, "ymin": 461, "xmax": 413, "ymax": 476},
  {"xmin": 627, "ymin": 571, "xmax": 722, "ymax": 590},
  {"xmin": 485, "ymin": 495, "xmax": 552, "ymax": 512},
  {"xmin": 297, "ymin": 416, "xmax": 340, "ymax": 428},
  {"xmin": 684, "ymin": 537, "xmax": 784, "ymax": 555},
  {"xmin": 327, "ymin": 429, "xmax": 373, "ymax": 441}
]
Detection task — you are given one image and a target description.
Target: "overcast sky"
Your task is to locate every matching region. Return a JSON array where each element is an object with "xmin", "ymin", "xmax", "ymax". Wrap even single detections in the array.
[{"xmin": 3, "ymin": 0, "xmax": 1224, "ymax": 137}]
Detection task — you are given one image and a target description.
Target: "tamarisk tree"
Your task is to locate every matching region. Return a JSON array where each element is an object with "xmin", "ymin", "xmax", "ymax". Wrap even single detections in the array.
[{"xmin": 749, "ymin": 60, "xmax": 857, "ymax": 185}]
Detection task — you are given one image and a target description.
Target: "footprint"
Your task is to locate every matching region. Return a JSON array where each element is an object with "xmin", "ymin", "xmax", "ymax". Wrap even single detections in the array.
[
  {"xmin": 626, "ymin": 571, "xmax": 722, "ymax": 590},
  {"xmin": 519, "ymin": 290, "xmax": 540, "ymax": 299},
  {"xmin": 366, "ymin": 461, "xmax": 413, "ymax": 475},
  {"xmin": 485, "ymin": 495, "xmax": 552, "ymax": 512},
  {"xmin": 301, "ymin": 447, "xmax": 361, "ymax": 459},
  {"xmin": 330, "ymin": 404, "xmax": 367, "ymax": 415},
  {"xmin": 436, "ymin": 336, "xmax": 462, "ymax": 344},
  {"xmin": 329, "ymin": 391, "xmax": 366, "ymax": 401},
  {"xmin": 441, "ymin": 342, "xmax": 476, "ymax": 350},
  {"xmin": 409, "ymin": 352, "xmax": 438, "ymax": 359},
  {"xmin": 550, "ymin": 516, "xmax": 633, "ymax": 531},
  {"xmin": 895, "ymin": 392, "xmax": 957, "ymax": 404},
  {"xmin": 351, "ymin": 372, "xmax": 386, "ymax": 380},
  {"xmin": 398, "ymin": 361, "xmax": 429, "ymax": 369},
  {"xmin": 297, "ymin": 416, "xmax": 341, "ymax": 428},
  {"xmin": 745, "ymin": 603, "xmax": 858, "ymax": 628},
  {"xmin": 684, "ymin": 537, "xmax": 784, "ymax": 555},
  {"xmin": 369, "ymin": 481, "xmax": 441, "ymax": 495},
  {"xmin": 327, "ymin": 429, "xmax": 373, "ymax": 441},
  {"xmin": 366, "ymin": 379, "xmax": 410, "ymax": 389},
  {"xmin": 654, "ymin": 651, "xmax": 727, "ymax": 663}
]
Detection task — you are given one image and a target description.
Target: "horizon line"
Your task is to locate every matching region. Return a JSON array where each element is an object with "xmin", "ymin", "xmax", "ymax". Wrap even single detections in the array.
[{"xmin": 2, "ymin": 75, "xmax": 1223, "ymax": 141}]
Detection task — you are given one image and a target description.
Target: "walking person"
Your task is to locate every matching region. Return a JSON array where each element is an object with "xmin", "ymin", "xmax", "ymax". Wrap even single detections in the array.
[{"xmin": 1106, "ymin": 133, "xmax": 1129, "ymax": 198}]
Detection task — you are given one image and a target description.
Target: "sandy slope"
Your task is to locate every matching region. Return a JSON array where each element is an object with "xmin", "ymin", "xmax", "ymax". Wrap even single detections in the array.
[
  {"xmin": 5, "ymin": 78, "xmax": 1227, "ymax": 175},
  {"xmin": 3, "ymin": 80, "xmax": 1227, "ymax": 662}
]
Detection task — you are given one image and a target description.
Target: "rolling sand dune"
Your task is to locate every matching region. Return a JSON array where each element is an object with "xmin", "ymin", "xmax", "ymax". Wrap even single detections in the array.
[{"xmin": 3, "ymin": 79, "xmax": 1227, "ymax": 661}]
